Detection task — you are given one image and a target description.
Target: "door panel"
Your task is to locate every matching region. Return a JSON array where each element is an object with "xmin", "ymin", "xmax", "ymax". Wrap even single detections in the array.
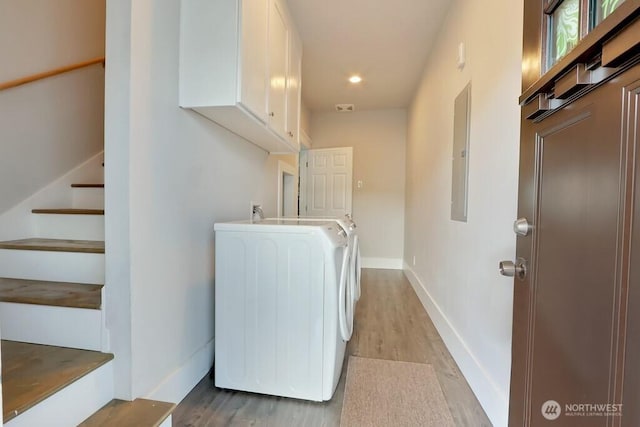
[
  {"xmin": 332, "ymin": 175, "xmax": 347, "ymax": 210},
  {"xmin": 510, "ymin": 8, "xmax": 640, "ymax": 417},
  {"xmin": 622, "ymin": 82, "xmax": 640, "ymax": 427},
  {"xmin": 311, "ymin": 175, "xmax": 326, "ymax": 210},
  {"xmin": 304, "ymin": 148, "xmax": 353, "ymax": 217},
  {"xmin": 529, "ymin": 100, "xmax": 621, "ymax": 426},
  {"xmin": 511, "ymin": 2, "xmax": 640, "ymax": 423}
]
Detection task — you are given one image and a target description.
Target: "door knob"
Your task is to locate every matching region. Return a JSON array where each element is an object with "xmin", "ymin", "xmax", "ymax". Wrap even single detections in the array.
[
  {"xmin": 499, "ymin": 258, "xmax": 527, "ymax": 280},
  {"xmin": 513, "ymin": 218, "xmax": 532, "ymax": 236}
]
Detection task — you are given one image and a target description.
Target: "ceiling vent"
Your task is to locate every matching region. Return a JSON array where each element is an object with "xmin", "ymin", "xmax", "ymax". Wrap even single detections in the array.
[{"xmin": 335, "ymin": 104, "xmax": 355, "ymax": 113}]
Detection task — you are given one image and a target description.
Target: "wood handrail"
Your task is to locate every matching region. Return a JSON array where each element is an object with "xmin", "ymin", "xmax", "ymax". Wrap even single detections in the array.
[{"xmin": 0, "ymin": 56, "xmax": 105, "ymax": 92}]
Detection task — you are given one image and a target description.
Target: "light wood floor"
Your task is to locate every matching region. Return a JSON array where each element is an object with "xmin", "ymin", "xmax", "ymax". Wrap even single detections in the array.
[{"xmin": 172, "ymin": 269, "xmax": 491, "ymax": 426}]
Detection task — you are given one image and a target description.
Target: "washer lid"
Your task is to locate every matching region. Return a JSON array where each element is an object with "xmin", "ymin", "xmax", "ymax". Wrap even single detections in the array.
[{"xmin": 214, "ymin": 218, "xmax": 337, "ymax": 232}]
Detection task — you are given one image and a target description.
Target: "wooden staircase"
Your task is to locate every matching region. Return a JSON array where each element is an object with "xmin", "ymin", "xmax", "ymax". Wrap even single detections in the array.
[
  {"xmin": 0, "ymin": 238, "xmax": 105, "ymax": 253},
  {"xmin": 2, "ymin": 341, "xmax": 113, "ymax": 425},
  {"xmin": 0, "ymin": 175, "xmax": 174, "ymax": 425},
  {"xmin": 0, "ymin": 278, "xmax": 102, "ymax": 309}
]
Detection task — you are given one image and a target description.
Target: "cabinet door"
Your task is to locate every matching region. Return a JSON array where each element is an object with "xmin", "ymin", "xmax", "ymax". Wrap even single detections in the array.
[
  {"xmin": 267, "ymin": 0, "xmax": 288, "ymax": 138},
  {"xmin": 286, "ymin": 33, "xmax": 302, "ymax": 146},
  {"xmin": 239, "ymin": 0, "xmax": 268, "ymax": 122}
]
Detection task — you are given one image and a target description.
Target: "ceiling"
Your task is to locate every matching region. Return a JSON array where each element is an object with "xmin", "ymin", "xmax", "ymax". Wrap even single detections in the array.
[{"xmin": 287, "ymin": 0, "xmax": 451, "ymax": 113}]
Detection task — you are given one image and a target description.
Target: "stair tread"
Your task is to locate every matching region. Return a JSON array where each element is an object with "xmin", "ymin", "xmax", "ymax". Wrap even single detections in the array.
[
  {"xmin": 0, "ymin": 277, "xmax": 102, "ymax": 309},
  {"xmin": 32, "ymin": 208, "xmax": 104, "ymax": 215},
  {"xmin": 0, "ymin": 238, "xmax": 104, "ymax": 254},
  {"xmin": 71, "ymin": 184, "xmax": 104, "ymax": 188},
  {"xmin": 1, "ymin": 340, "xmax": 114, "ymax": 422},
  {"xmin": 79, "ymin": 398, "xmax": 176, "ymax": 427}
]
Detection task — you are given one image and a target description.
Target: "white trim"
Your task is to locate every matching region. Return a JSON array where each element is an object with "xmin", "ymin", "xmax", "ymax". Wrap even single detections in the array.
[
  {"xmin": 34, "ymin": 214, "xmax": 105, "ymax": 240},
  {"xmin": 5, "ymin": 361, "xmax": 113, "ymax": 427},
  {"xmin": 0, "ymin": 302, "xmax": 103, "ymax": 351},
  {"xmin": 403, "ymin": 262, "xmax": 509, "ymax": 427},
  {"xmin": 361, "ymin": 257, "xmax": 403, "ymax": 270},
  {"xmin": 146, "ymin": 339, "xmax": 215, "ymax": 404},
  {"xmin": 276, "ymin": 160, "xmax": 298, "ymax": 217},
  {"xmin": 298, "ymin": 151, "xmax": 308, "ymax": 215},
  {"xmin": 300, "ymin": 129, "xmax": 312, "ymax": 148},
  {"xmin": 0, "ymin": 250, "xmax": 104, "ymax": 284}
]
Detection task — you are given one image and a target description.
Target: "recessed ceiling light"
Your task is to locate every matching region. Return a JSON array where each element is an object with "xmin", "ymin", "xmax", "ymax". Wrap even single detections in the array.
[{"xmin": 348, "ymin": 75, "xmax": 362, "ymax": 84}]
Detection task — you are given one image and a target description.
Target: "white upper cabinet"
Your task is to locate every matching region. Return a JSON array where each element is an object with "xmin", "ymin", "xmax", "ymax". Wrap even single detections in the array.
[
  {"xmin": 286, "ymin": 31, "xmax": 302, "ymax": 146},
  {"xmin": 239, "ymin": 0, "xmax": 268, "ymax": 123},
  {"xmin": 179, "ymin": 0, "xmax": 302, "ymax": 154},
  {"xmin": 267, "ymin": 0, "xmax": 288, "ymax": 139}
]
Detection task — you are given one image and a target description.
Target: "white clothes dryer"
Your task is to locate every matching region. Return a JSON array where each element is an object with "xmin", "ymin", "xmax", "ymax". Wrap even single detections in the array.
[
  {"xmin": 267, "ymin": 215, "xmax": 361, "ymax": 339},
  {"xmin": 213, "ymin": 219, "xmax": 350, "ymax": 401}
]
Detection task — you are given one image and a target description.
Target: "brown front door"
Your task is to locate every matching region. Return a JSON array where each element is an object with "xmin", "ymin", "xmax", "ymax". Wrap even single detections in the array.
[{"xmin": 509, "ymin": 1, "xmax": 640, "ymax": 426}]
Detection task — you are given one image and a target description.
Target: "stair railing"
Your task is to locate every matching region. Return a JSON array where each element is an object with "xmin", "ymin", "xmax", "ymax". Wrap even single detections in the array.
[{"xmin": 0, "ymin": 57, "xmax": 105, "ymax": 92}]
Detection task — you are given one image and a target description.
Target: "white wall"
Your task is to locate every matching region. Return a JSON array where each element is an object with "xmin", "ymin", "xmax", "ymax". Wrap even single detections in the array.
[
  {"xmin": 0, "ymin": 0, "xmax": 105, "ymax": 215},
  {"xmin": 0, "ymin": 154, "xmax": 104, "ymax": 241},
  {"xmin": 300, "ymin": 102, "xmax": 311, "ymax": 136},
  {"xmin": 404, "ymin": 0, "xmax": 522, "ymax": 425},
  {"xmin": 105, "ymin": 0, "xmax": 295, "ymax": 403},
  {"xmin": 311, "ymin": 109, "xmax": 406, "ymax": 268}
]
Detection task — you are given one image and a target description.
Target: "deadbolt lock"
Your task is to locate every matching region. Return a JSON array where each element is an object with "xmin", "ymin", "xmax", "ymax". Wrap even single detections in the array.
[
  {"xmin": 513, "ymin": 218, "xmax": 532, "ymax": 236},
  {"xmin": 499, "ymin": 258, "xmax": 528, "ymax": 281}
]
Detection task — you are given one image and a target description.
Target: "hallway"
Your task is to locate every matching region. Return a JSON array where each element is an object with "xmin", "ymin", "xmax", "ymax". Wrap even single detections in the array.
[{"xmin": 172, "ymin": 269, "xmax": 491, "ymax": 426}]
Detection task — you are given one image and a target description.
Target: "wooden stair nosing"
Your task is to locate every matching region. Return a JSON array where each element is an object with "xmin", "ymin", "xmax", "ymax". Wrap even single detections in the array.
[
  {"xmin": 31, "ymin": 208, "xmax": 104, "ymax": 215},
  {"xmin": 79, "ymin": 398, "xmax": 176, "ymax": 427},
  {"xmin": 0, "ymin": 277, "xmax": 103, "ymax": 310},
  {"xmin": 0, "ymin": 238, "xmax": 105, "ymax": 254},
  {"xmin": 2, "ymin": 340, "xmax": 114, "ymax": 423},
  {"xmin": 71, "ymin": 183, "xmax": 104, "ymax": 188}
]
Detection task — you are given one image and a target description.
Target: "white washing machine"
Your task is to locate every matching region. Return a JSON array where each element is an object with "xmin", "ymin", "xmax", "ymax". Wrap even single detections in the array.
[
  {"xmin": 266, "ymin": 215, "xmax": 361, "ymax": 340},
  {"xmin": 213, "ymin": 219, "xmax": 351, "ymax": 401}
]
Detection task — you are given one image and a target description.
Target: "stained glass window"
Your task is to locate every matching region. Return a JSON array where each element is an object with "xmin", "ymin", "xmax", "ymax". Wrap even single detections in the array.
[
  {"xmin": 545, "ymin": 0, "xmax": 629, "ymax": 71},
  {"xmin": 550, "ymin": 0, "xmax": 581, "ymax": 66},
  {"xmin": 593, "ymin": 0, "xmax": 625, "ymax": 26}
]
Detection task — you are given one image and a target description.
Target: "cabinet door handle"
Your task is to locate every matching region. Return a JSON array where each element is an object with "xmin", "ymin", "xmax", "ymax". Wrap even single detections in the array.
[
  {"xmin": 269, "ymin": 112, "xmax": 275, "ymax": 117},
  {"xmin": 288, "ymin": 131, "xmax": 293, "ymax": 137}
]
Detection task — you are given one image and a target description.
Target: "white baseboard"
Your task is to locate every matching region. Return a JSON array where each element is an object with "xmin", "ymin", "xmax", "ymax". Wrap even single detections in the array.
[
  {"xmin": 361, "ymin": 257, "xmax": 403, "ymax": 270},
  {"xmin": 146, "ymin": 338, "xmax": 215, "ymax": 404},
  {"xmin": 403, "ymin": 263, "xmax": 508, "ymax": 427}
]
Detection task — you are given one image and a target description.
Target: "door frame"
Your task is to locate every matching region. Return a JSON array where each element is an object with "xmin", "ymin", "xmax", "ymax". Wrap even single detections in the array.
[{"xmin": 276, "ymin": 160, "xmax": 298, "ymax": 217}]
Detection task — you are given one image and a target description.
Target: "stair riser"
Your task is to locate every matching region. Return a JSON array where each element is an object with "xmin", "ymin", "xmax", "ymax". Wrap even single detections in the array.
[
  {"xmin": 34, "ymin": 215, "xmax": 105, "ymax": 240},
  {"xmin": 0, "ymin": 250, "xmax": 104, "ymax": 284},
  {"xmin": 0, "ymin": 302, "xmax": 103, "ymax": 351},
  {"xmin": 72, "ymin": 188, "xmax": 105, "ymax": 209},
  {"xmin": 4, "ymin": 361, "xmax": 113, "ymax": 427}
]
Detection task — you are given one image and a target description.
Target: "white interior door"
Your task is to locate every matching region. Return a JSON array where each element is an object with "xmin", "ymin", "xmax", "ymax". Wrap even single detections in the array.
[{"xmin": 301, "ymin": 148, "xmax": 353, "ymax": 217}]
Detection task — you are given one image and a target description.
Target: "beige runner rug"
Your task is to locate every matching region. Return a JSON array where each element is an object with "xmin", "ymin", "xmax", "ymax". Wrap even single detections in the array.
[{"xmin": 340, "ymin": 356, "xmax": 455, "ymax": 427}]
